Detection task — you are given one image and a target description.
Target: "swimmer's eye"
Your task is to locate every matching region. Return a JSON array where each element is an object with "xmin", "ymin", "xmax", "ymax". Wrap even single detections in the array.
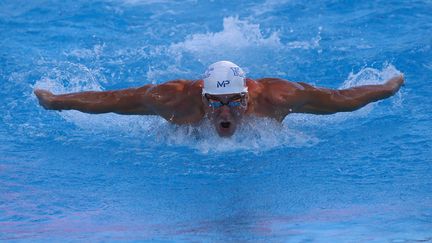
[
  {"xmin": 230, "ymin": 95, "xmax": 248, "ymax": 106},
  {"xmin": 230, "ymin": 98, "xmax": 241, "ymax": 103},
  {"xmin": 208, "ymin": 98, "xmax": 220, "ymax": 103},
  {"xmin": 207, "ymin": 98, "xmax": 223, "ymax": 108}
]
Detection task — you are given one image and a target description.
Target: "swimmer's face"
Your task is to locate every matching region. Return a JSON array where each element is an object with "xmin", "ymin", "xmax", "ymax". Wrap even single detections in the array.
[{"xmin": 202, "ymin": 93, "xmax": 248, "ymax": 137}]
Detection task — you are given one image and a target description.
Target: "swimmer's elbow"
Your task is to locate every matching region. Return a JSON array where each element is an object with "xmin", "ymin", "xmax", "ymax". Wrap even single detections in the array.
[{"xmin": 301, "ymin": 95, "xmax": 366, "ymax": 114}]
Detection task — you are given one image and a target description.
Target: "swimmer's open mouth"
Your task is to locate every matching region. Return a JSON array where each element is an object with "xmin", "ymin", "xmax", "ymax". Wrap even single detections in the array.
[{"xmin": 220, "ymin": 122, "xmax": 231, "ymax": 128}]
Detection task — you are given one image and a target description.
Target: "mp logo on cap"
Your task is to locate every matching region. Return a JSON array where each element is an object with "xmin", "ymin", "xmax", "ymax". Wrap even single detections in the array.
[
  {"xmin": 217, "ymin": 80, "xmax": 230, "ymax": 88},
  {"xmin": 202, "ymin": 61, "xmax": 248, "ymax": 95}
]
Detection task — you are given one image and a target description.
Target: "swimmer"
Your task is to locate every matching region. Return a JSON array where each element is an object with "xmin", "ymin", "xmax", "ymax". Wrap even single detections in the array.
[{"xmin": 34, "ymin": 61, "xmax": 404, "ymax": 137}]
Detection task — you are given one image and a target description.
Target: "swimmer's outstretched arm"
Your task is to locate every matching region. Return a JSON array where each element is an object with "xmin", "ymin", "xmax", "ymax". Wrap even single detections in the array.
[
  {"xmin": 294, "ymin": 75, "xmax": 404, "ymax": 114},
  {"xmin": 34, "ymin": 85, "xmax": 156, "ymax": 115},
  {"xmin": 34, "ymin": 80, "xmax": 195, "ymax": 116}
]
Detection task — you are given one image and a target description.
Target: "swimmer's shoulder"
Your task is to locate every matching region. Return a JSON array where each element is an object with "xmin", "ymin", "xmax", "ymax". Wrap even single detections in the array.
[
  {"xmin": 145, "ymin": 79, "xmax": 204, "ymax": 124},
  {"xmin": 148, "ymin": 79, "xmax": 203, "ymax": 95},
  {"xmin": 246, "ymin": 77, "xmax": 309, "ymax": 115},
  {"xmin": 246, "ymin": 77, "xmax": 305, "ymax": 95}
]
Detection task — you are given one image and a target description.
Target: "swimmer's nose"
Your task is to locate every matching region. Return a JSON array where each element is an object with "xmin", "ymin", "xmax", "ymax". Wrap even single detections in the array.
[{"xmin": 218, "ymin": 106, "xmax": 231, "ymax": 117}]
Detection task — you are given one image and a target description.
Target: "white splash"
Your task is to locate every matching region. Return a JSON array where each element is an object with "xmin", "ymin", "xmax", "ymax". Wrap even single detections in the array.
[
  {"xmin": 169, "ymin": 16, "xmax": 282, "ymax": 55},
  {"xmin": 33, "ymin": 61, "xmax": 105, "ymax": 94},
  {"xmin": 159, "ymin": 118, "xmax": 319, "ymax": 154},
  {"xmin": 168, "ymin": 16, "xmax": 321, "ymax": 63},
  {"xmin": 340, "ymin": 64, "xmax": 402, "ymax": 89}
]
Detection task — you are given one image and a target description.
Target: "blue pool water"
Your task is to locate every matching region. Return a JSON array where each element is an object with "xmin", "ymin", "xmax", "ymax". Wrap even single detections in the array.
[{"xmin": 1, "ymin": 0, "xmax": 432, "ymax": 241}]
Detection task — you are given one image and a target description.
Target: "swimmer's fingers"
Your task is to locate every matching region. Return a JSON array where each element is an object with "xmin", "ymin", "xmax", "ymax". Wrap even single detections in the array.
[
  {"xmin": 385, "ymin": 74, "xmax": 405, "ymax": 95},
  {"xmin": 34, "ymin": 89, "xmax": 56, "ymax": 110},
  {"xmin": 399, "ymin": 74, "xmax": 405, "ymax": 86}
]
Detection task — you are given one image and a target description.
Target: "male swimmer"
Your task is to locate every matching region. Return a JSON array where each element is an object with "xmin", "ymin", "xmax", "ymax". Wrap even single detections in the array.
[{"xmin": 35, "ymin": 61, "xmax": 404, "ymax": 137}]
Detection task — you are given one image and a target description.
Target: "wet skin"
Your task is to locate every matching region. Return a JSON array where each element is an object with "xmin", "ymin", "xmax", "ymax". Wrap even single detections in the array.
[{"xmin": 34, "ymin": 75, "xmax": 404, "ymax": 137}]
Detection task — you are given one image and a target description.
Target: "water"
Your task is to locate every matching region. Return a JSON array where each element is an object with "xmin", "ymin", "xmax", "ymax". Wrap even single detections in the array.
[{"xmin": 1, "ymin": 0, "xmax": 432, "ymax": 242}]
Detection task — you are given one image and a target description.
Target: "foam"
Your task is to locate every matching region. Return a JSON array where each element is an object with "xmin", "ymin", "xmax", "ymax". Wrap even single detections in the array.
[
  {"xmin": 340, "ymin": 64, "xmax": 401, "ymax": 89},
  {"xmin": 167, "ymin": 16, "xmax": 320, "ymax": 68},
  {"xmin": 33, "ymin": 61, "xmax": 106, "ymax": 93},
  {"xmin": 160, "ymin": 118, "xmax": 319, "ymax": 154},
  {"xmin": 170, "ymin": 17, "xmax": 282, "ymax": 55}
]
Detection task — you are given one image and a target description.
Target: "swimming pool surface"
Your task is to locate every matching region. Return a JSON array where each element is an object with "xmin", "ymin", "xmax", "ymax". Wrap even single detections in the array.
[{"xmin": 1, "ymin": 0, "xmax": 431, "ymax": 242}]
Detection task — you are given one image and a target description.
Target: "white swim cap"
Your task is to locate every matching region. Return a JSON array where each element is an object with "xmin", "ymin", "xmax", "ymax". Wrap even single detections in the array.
[{"xmin": 202, "ymin": 61, "xmax": 248, "ymax": 95}]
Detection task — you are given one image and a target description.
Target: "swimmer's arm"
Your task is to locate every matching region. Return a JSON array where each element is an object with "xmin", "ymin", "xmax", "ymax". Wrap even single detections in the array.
[
  {"xmin": 34, "ymin": 80, "xmax": 197, "ymax": 117},
  {"xmin": 34, "ymin": 85, "xmax": 156, "ymax": 115},
  {"xmin": 294, "ymin": 75, "xmax": 404, "ymax": 114}
]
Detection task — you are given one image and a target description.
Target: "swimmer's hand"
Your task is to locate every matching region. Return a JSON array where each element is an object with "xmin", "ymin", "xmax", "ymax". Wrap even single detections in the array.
[
  {"xmin": 34, "ymin": 89, "xmax": 57, "ymax": 110},
  {"xmin": 385, "ymin": 74, "xmax": 405, "ymax": 95}
]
